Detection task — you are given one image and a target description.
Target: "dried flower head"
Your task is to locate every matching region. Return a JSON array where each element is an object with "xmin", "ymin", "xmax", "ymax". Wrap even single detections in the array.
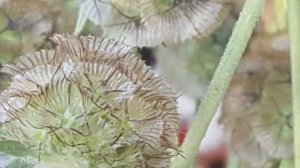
[
  {"xmin": 219, "ymin": 33, "xmax": 292, "ymax": 167},
  {"xmin": 76, "ymin": 0, "xmax": 231, "ymax": 46},
  {"xmin": 0, "ymin": 34, "xmax": 180, "ymax": 167}
]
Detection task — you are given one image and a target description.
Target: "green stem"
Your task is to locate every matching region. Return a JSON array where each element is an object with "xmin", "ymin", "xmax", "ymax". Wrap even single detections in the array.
[
  {"xmin": 171, "ymin": 0, "xmax": 265, "ymax": 167},
  {"xmin": 227, "ymin": 153, "xmax": 239, "ymax": 168},
  {"xmin": 279, "ymin": 157, "xmax": 294, "ymax": 168},
  {"xmin": 288, "ymin": 0, "xmax": 300, "ymax": 167}
]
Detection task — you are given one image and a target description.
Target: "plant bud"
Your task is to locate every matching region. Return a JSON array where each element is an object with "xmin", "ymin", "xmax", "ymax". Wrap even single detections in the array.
[{"xmin": 0, "ymin": 34, "xmax": 180, "ymax": 167}]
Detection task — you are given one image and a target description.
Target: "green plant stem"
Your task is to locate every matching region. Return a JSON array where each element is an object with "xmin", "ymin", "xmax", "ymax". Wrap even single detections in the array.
[
  {"xmin": 171, "ymin": 0, "xmax": 265, "ymax": 167},
  {"xmin": 227, "ymin": 153, "xmax": 239, "ymax": 168},
  {"xmin": 288, "ymin": 0, "xmax": 300, "ymax": 167},
  {"xmin": 279, "ymin": 157, "xmax": 294, "ymax": 168}
]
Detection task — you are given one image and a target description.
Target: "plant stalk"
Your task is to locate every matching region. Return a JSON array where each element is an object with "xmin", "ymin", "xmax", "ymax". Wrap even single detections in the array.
[
  {"xmin": 171, "ymin": 0, "xmax": 265, "ymax": 167},
  {"xmin": 279, "ymin": 157, "xmax": 294, "ymax": 168},
  {"xmin": 288, "ymin": 0, "xmax": 300, "ymax": 167}
]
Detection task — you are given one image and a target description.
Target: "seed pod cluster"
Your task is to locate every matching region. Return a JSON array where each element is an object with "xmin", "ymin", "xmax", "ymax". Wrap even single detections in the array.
[
  {"xmin": 76, "ymin": 0, "xmax": 231, "ymax": 46},
  {"xmin": 219, "ymin": 33, "xmax": 292, "ymax": 167},
  {"xmin": 0, "ymin": 34, "xmax": 180, "ymax": 167}
]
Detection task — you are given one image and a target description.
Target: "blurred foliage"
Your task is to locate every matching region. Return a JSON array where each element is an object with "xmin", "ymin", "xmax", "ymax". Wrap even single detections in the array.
[{"xmin": 155, "ymin": 14, "xmax": 235, "ymax": 98}]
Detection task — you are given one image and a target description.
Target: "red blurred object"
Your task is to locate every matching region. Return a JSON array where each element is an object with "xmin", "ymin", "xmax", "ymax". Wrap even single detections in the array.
[
  {"xmin": 178, "ymin": 123, "xmax": 227, "ymax": 168},
  {"xmin": 178, "ymin": 122, "xmax": 188, "ymax": 145},
  {"xmin": 197, "ymin": 146, "xmax": 227, "ymax": 168}
]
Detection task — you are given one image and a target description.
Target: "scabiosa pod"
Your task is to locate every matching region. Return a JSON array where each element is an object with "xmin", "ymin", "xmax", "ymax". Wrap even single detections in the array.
[
  {"xmin": 75, "ymin": 0, "xmax": 231, "ymax": 46},
  {"xmin": 0, "ymin": 34, "xmax": 180, "ymax": 167},
  {"xmin": 219, "ymin": 33, "xmax": 292, "ymax": 167}
]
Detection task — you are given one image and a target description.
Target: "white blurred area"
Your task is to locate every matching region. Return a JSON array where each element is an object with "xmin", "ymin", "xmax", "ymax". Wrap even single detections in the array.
[
  {"xmin": 151, "ymin": 37, "xmax": 228, "ymax": 166},
  {"xmin": 0, "ymin": 154, "xmax": 11, "ymax": 167},
  {"xmin": 153, "ymin": 40, "xmax": 225, "ymax": 153},
  {"xmin": 177, "ymin": 95, "xmax": 224, "ymax": 153},
  {"xmin": 154, "ymin": 59, "xmax": 225, "ymax": 154}
]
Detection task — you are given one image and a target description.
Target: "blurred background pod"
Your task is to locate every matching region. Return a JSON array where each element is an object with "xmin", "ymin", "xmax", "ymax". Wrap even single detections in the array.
[
  {"xmin": 219, "ymin": 48, "xmax": 272, "ymax": 167},
  {"xmin": 141, "ymin": 0, "xmax": 231, "ymax": 44},
  {"xmin": 219, "ymin": 33, "xmax": 292, "ymax": 167},
  {"xmin": 250, "ymin": 82, "xmax": 293, "ymax": 158},
  {"xmin": 219, "ymin": 0, "xmax": 292, "ymax": 166},
  {"xmin": 75, "ymin": 0, "xmax": 232, "ymax": 47}
]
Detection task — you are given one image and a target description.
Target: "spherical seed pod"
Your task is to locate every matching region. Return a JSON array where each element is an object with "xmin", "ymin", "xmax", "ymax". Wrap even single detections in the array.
[
  {"xmin": 141, "ymin": 0, "xmax": 231, "ymax": 44},
  {"xmin": 223, "ymin": 119, "xmax": 271, "ymax": 166},
  {"xmin": 76, "ymin": 0, "xmax": 231, "ymax": 46},
  {"xmin": 0, "ymin": 34, "xmax": 180, "ymax": 167},
  {"xmin": 219, "ymin": 33, "xmax": 292, "ymax": 167},
  {"xmin": 220, "ymin": 54, "xmax": 272, "ymax": 166},
  {"xmin": 250, "ymin": 82, "xmax": 293, "ymax": 158}
]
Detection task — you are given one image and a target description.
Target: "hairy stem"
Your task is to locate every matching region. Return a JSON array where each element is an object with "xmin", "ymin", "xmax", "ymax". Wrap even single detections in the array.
[
  {"xmin": 171, "ymin": 0, "xmax": 265, "ymax": 167},
  {"xmin": 288, "ymin": 0, "xmax": 300, "ymax": 167}
]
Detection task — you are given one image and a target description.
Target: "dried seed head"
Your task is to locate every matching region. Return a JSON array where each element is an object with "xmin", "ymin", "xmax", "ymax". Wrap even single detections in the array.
[
  {"xmin": 0, "ymin": 34, "xmax": 180, "ymax": 167},
  {"xmin": 76, "ymin": 0, "xmax": 231, "ymax": 46},
  {"xmin": 219, "ymin": 33, "xmax": 292, "ymax": 167}
]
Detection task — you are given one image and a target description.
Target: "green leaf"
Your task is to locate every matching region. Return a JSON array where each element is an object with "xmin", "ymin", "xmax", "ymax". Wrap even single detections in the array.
[
  {"xmin": 0, "ymin": 141, "xmax": 35, "ymax": 157},
  {"xmin": 5, "ymin": 158, "xmax": 35, "ymax": 168}
]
